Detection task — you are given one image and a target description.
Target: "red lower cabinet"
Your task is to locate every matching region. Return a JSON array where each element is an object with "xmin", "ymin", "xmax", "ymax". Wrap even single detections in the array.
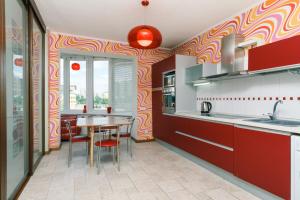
[
  {"xmin": 234, "ymin": 127, "xmax": 291, "ymax": 200},
  {"xmin": 171, "ymin": 117, "xmax": 234, "ymax": 173}
]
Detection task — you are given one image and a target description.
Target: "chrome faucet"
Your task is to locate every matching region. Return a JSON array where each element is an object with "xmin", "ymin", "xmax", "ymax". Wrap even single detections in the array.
[{"xmin": 265, "ymin": 100, "xmax": 283, "ymax": 120}]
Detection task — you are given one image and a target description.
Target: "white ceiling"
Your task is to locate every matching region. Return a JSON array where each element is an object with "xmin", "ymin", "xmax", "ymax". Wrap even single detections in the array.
[{"xmin": 35, "ymin": 0, "xmax": 264, "ymax": 48}]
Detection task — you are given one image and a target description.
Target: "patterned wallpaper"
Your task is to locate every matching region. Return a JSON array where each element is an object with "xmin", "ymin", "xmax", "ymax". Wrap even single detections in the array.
[
  {"xmin": 174, "ymin": 0, "xmax": 300, "ymax": 63},
  {"xmin": 48, "ymin": 33, "xmax": 171, "ymax": 149},
  {"xmin": 48, "ymin": 0, "xmax": 300, "ymax": 149}
]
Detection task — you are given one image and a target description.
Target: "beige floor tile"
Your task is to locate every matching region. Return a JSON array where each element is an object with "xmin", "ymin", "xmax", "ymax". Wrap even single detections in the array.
[
  {"xmin": 206, "ymin": 188, "xmax": 240, "ymax": 200},
  {"xmin": 157, "ymin": 179, "xmax": 184, "ymax": 193},
  {"xmin": 167, "ymin": 189, "xmax": 199, "ymax": 200},
  {"xmin": 46, "ymin": 188, "xmax": 74, "ymax": 200},
  {"xmin": 19, "ymin": 142, "xmax": 262, "ymax": 200},
  {"xmin": 194, "ymin": 192, "xmax": 212, "ymax": 200},
  {"xmin": 231, "ymin": 190, "xmax": 261, "ymax": 200}
]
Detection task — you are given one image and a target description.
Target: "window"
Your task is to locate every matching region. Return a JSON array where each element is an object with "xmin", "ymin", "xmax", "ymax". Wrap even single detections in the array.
[
  {"xmin": 60, "ymin": 54, "xmax": 135, "ymax": 114},
  {"xmin": 69, "ymin": 60, "xmax": 86, "ymax": 110},
  {"xmin": 93, "ymin": 60, "xmax": 109, "ymax": 110},
  {"xmin": 60, "ymin": 58, "xmax": 64, "ymax": 111}
]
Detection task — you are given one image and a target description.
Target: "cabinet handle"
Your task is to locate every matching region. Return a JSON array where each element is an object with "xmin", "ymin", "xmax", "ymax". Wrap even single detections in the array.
[{"xmin": 175, "ymin": 131, "xmax": 234, "ymax": 152}]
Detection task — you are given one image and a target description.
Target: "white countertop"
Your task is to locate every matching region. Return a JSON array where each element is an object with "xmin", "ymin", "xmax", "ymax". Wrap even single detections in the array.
[{"xmin": 164, "ymin": 111, "xmax": 300, "ymax": 135}]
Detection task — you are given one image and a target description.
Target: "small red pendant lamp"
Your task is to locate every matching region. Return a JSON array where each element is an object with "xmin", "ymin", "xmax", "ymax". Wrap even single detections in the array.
[
  {"xmin": 14, "ymin": 58, "xmax": 23, "ymax": 67},
  {"xmin": 128, "ymin": 0, "xmax": 162, "ymax": 49},
  {"xmin": 71, "ymin": 63, "xmax": 80, "ymax": 71}
]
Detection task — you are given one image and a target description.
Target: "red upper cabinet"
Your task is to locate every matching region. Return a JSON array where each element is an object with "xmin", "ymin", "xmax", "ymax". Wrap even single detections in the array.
[
  {"xmin": 152, "ymin": 55, "xmax": 175, "ymax": 88},
  {"xmin": 249, "ymin": 35, "xmax": 300, "ymax": 72},
  {"xmin": 234, "ymin": 127, "xmax": 291, "ymax": 200}
]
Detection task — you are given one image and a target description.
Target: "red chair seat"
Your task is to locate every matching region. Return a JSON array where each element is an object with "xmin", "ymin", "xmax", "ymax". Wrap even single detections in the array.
[
  {"xmin": 95, "ymin": 139, "xmax": 119, "ymax": 147},
  {"xmin": 71, "ymin": 135, "xmax": 90, "ymax": 143},
  {"xmin": 112, "ymin": 133, "xmax": 131, "ymax": 138}
]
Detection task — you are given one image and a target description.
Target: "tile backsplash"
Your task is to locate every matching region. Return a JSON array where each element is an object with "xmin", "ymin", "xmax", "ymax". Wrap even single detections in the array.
[{"xmin": 196, "ymin": 71, "xmax": 300, "ymax": 119}]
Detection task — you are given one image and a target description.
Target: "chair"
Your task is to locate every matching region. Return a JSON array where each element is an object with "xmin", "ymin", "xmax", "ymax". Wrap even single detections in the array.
[
  {"xmin": 61, "ymin": 115, "xmax": 81, "ymax": 140},
  {"xmin": 112, "ymin": 117, "xmax": 135, "ymax": 157},
  {"xmin": 95, "ymin": 125, "xmax": 120, "ymax": 174},
  {"xmin": 65, "ymin": 120, "xmax": 90, "ymax": 167}
]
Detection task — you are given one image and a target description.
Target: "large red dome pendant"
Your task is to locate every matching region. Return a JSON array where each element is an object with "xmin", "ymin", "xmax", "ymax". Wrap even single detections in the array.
[{"xmin": 128, "ymin": 25, "xmax": 162, "ymax": 49}]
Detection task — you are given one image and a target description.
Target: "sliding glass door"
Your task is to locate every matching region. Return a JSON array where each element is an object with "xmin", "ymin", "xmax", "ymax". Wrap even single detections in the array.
[
  {"xmin": 31, "ymin": 12, "xmax": 44, "ymax": 167},
  {"xmin": 5, "ymin": 0, "xmax": 29, "ymax": 198},
  {"xmin": 0, "ymin": 0, "xmax": 46, "ymax": 199}
]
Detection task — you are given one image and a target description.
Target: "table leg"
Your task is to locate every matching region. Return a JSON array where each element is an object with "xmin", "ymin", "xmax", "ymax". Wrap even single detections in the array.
[{"xmin": 89, "ymin": 127, "xmax": 94, "ymax": 167}]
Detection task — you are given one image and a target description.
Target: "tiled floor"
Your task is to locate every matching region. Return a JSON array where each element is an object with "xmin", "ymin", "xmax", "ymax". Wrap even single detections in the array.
[{"xmin": 19, "ymin": 141, "xmax": 261, "ymax": 200}]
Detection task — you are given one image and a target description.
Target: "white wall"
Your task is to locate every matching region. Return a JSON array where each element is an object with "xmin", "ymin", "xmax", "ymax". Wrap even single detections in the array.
[
  {"xmin": 176, "ymin": 55, "xmax": 197, "ymax": 112},
  {"xmin": 196, "ymin": 71, "xmax": 300, "ymax": 120}
]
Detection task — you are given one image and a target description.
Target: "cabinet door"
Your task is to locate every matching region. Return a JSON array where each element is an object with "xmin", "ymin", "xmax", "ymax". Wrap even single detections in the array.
[
  {"xmin": 152, "ymin": 55, "xmax": 175, "ymax": 88},
  {"xmin": 152, "ymin": 90, "xmax": 162, "ymax": 139},
  {"xmin": 189, "ymin": 119, "xmax": 234, "ymax": 148},
  {"xmin": 249, "ymin": 35, "xmax": 300, "ymax": 72},
  {"xmin": 234, "ymin": 127, "xmax": 290, "ymax": 200},
  {"xmin": 152, "ymin": 62, "xmax": 162, "ymax": 88},
  {"xmin": 172, "ymin": 117, "xmax": 234, "ymax": 173}
]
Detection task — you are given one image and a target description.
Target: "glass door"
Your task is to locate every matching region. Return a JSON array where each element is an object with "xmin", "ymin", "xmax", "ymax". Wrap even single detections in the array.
[
  {"xmin": 30, "ymin": 13, "xmax": 44, "ymax": 167},
  {"xmin": 5, "ymin": 0, "xmax": 29, "ymax": 198}
]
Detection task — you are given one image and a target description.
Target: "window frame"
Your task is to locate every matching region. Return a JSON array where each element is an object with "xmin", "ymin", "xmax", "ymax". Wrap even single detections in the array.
[{"xmin": 60, "ymin": 54, "xmax": 112, "ymax": 114}]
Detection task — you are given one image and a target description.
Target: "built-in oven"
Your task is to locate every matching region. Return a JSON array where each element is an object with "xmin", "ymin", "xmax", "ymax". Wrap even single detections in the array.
[
  {"xmin": 163, "ymin": 71, "xmax": 175, "ymax": 88},
  {"xmin": 162, "ymin": 71, "xmax": 175, "ymax": 114}
]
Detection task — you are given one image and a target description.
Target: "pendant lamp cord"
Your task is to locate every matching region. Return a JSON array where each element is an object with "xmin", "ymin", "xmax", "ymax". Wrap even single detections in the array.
[{"xmin": 142, "ymin": 0, "xmax": 149, "ymax": 26}]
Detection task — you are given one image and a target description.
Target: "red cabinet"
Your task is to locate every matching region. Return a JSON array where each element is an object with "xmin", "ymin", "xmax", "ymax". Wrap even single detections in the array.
[
  {"xmin": 152, "ymin": 90, "xmax": 162, "ymax": 139},
  {"xmin": 234, "ymin": 127, "xmax": 291, "ymax": 200},
  {"xmin": 249, "ymin": 35, "xmax": 300, "ymax": 72},
  {"xmin": 152, "ymin": 55, "xmax": 176, "ymax": 140},
  {"xmin": 171, "ymin": 116, "xmax": 235, "ymax": 173},
  {"xmin": 152, "ymin": 55, "xmax": 175, "ymax": 88}
]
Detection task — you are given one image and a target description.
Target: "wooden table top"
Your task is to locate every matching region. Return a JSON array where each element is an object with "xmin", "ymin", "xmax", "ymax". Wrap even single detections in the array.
[{"xmin": 77, "ymin": 116, "xmax": 132, "ymax": 127}]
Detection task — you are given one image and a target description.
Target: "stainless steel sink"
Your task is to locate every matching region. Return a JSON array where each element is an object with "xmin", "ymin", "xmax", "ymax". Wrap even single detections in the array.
[
  {"xmin": 201, "ymin": 113, "xmax": 249, "ymax": 119},
  {"xmin": 245, "ymin": 118, "xmax": 300, "ymax": 127}
]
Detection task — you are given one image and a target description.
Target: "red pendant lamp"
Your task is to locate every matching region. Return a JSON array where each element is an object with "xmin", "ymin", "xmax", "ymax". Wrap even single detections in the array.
[
  {"xmin": 14, "ymin": 58, "xmax": 23, "ymax": 67},
  {"xmin": 128, "ymin": 0, "xmax": 162, "ymax": 49},
  {"xmin": 71, "ymin": 63, "xmax": 80, "ymax": 71}
]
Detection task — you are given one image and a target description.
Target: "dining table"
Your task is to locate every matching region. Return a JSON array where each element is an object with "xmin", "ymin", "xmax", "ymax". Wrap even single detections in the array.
[{"xmin": 77, "ymin": 115, "xmax": 132, "ymax": 167}]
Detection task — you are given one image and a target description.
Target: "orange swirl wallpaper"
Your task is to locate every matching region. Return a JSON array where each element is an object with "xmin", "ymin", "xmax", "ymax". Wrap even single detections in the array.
[
  {"xmin": 48, "ymin": 33, "xmax": 172, "ymax": 148},
  {"xmin": 49, "ymin": 0, "xmax": 300, "ymax": 149},
  {"xmin": 174, "ymin": 0, "xmax": 300, "ymax": 63}
]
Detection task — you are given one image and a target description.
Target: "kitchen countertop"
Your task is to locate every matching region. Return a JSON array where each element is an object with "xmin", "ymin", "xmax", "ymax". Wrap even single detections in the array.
[{"xmin": 164, "ymin": 111, "xmax": 300, "ymax": 135}]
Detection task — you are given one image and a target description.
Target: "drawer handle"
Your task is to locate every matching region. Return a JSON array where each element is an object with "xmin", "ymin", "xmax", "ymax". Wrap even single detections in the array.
[{"xmin": 175, "ymin": 131, "xmax": 234, "ymax": 152}]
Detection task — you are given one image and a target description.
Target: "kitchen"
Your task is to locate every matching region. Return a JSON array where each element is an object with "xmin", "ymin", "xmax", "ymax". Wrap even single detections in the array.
[
  {"xmin": 1, "ymin": 0, "xmax": 300, "ymax": 200},
  {"xmin": 153, "ymin": 26, "xmax": 300, "ymax": 200}
]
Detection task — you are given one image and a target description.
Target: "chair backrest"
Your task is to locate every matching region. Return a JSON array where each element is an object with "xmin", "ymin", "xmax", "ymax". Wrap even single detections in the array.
[
  {"xmin": 64, "ymin": 120, "xmax": 73, "ymax": 140},
  {"xmin": 124, "ymin": 117, "xmax": 135, "ymax": 136},
  {"xmin": 98, "ymin": 125, "xmax": 120, "ymax": 144}
]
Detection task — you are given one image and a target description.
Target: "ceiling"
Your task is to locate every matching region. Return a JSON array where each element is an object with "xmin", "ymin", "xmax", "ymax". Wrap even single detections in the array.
[{"xmin": 35, "ymin": 0, "xmax": 264, "ymax": 48}]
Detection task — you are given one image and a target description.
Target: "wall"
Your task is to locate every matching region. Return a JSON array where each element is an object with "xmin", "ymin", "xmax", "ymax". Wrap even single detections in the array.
[
  {"xmin": 48, "ymin": 33, "xmax": 171, "ymax": 149},
  {"xmin": 174, "ymin": 0, "xmax": 300, "ymax": 118},
  {"xmin": 196, "ymin": 72, "xmax": 300, "ymax": 119},
  {"xmin": 174, "ymin": 0, "xmax": 300, "ymax": 63}
]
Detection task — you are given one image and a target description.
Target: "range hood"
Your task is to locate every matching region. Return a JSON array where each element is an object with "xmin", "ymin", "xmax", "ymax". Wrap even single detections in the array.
[
  {"xmin": 199, "ymin": 34, "xmax": 251, "ymax": 80},
  {"xmin": 220, "ymin": 33, "xmax": 248, "ymax": 76}
]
